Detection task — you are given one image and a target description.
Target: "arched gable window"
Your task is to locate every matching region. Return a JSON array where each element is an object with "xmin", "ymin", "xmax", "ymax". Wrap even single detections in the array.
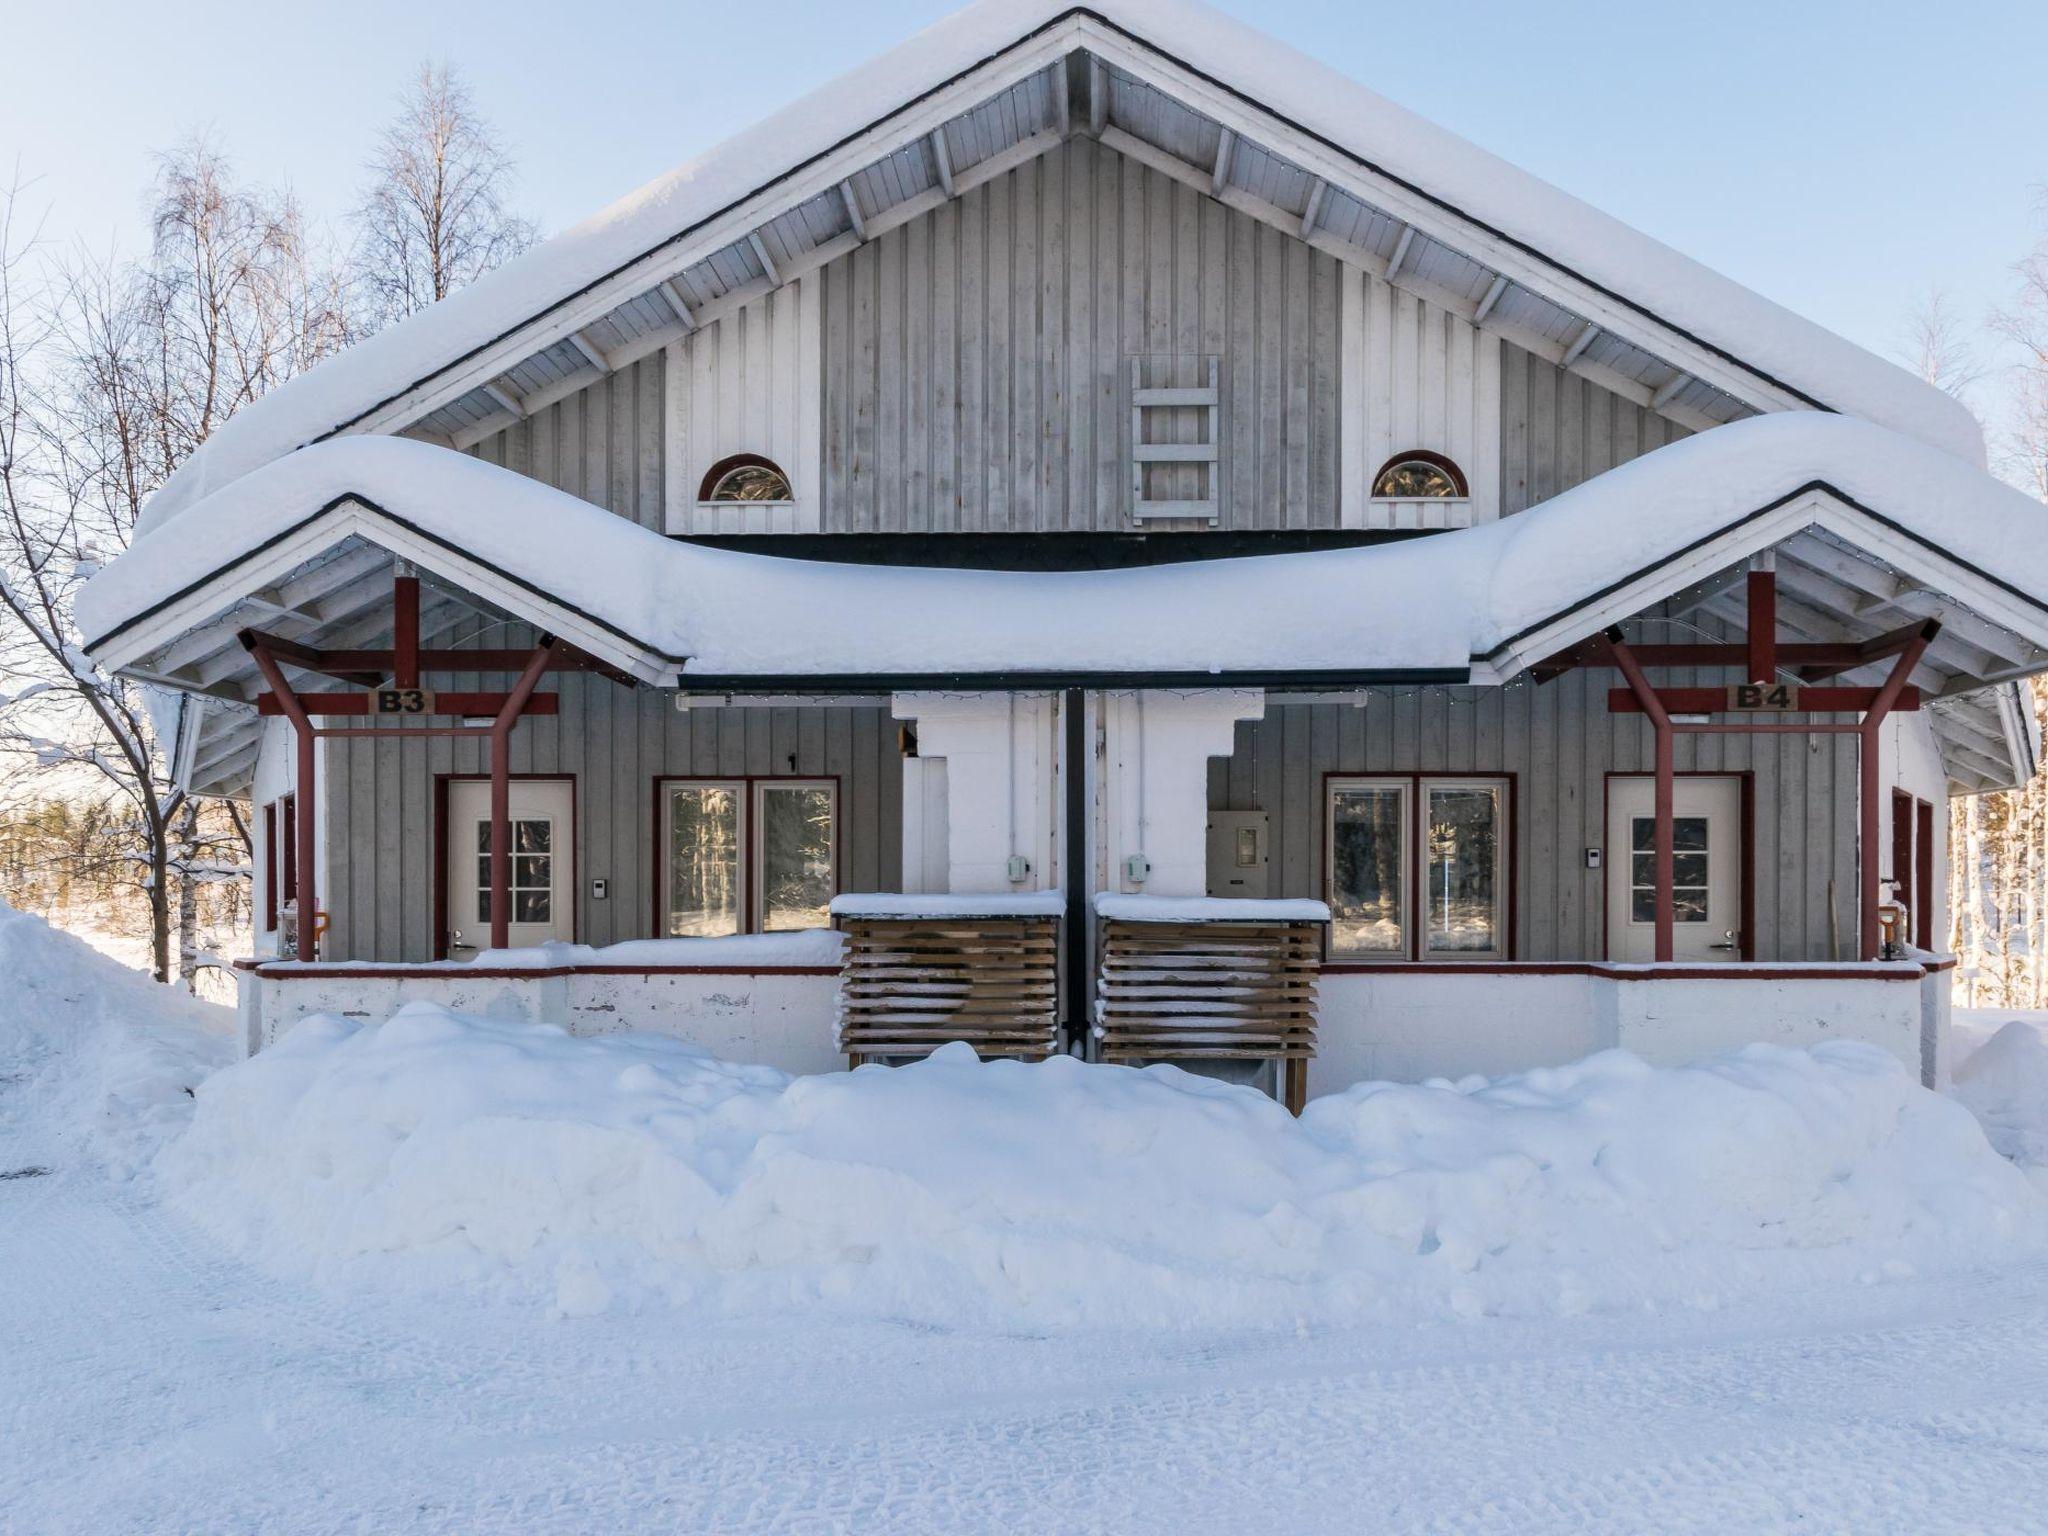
[
  {"xmin": 700, "ymin": 453, "xmax": 794, "ymax": 503},
  {"xmin": 1371, "ymin": 450, "xmax": 1468, "ymax": 500}
]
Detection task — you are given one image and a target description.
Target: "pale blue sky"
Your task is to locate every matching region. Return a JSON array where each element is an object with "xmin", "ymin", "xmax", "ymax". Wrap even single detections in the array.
[{"xmin": 6, "ymin": 0, "xmax": 2045, "ymax": 378}]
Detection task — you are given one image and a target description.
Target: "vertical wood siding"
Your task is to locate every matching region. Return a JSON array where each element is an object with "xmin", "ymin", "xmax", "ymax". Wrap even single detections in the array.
[
  {"xmin": 1211, "ymin": 614, "xmax": 1860, "ymax": 963},
  {"xmin": 663, "ymin": 280, "xmax": 824, "ymax": 533},
  {"xmin": 323, "ymin": 631, "xmax": 901, "ymax": 963},
  {"xmin": 1498, "ymin": 341, "xmax": 1692, "ymax": 515},
  {"xmin": 467, "ymin": 354, "xmax": 666, "ymax": 530},
  {"xmin": 1337, "ymin": 270, "xmax": 1501, "ymax": 528},
  {"xmin": 819, "ymin": 136, "xmax": 1341, "ymax": 533}
]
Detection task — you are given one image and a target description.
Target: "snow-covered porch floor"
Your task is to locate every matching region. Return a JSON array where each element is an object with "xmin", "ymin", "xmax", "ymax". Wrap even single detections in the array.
[{"xmin": 8, "ymin": 1153, "xmax": 2048, "ymax": 1532}]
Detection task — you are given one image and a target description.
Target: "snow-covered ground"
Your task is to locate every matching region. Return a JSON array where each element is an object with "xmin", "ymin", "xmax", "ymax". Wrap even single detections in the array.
[{"xmin": 9, "ymin": 901, "xmax": 2048, "ymax": 1533}]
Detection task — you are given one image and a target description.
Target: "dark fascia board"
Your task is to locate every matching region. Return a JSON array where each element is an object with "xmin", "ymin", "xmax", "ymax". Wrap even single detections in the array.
[
  {"xmin": 676, "ymin": 527, "xmax": 1430, "ymax": 571},
  {"xmin": 674, "ymin": 668, "xmax": 1471, "ymax": 692},
  {"xmin": 323, "ymin": 8, "xmax": 1837, "ymax": 448}
]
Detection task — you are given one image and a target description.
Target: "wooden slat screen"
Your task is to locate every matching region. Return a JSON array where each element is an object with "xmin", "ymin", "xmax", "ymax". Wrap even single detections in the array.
[
  {"xmin": 836, "ymin": 916, "xmax": 1060, "ymax": 1064},
  {"xmin": 1093, "ymin": 918, "xmax": 1321, "ymax": 1110}
]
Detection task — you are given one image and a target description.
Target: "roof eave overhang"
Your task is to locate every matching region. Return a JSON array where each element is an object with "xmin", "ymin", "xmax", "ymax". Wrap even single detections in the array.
[
  {"xmin": 86, "ymin": 495, "xmax": 681, "ymax": 689},
  {"xmin": 334, "ymin": 10, "xmax": 1822, "ymax": 460},
  {"xmin": 1473, "ymin": 484, "xmax": 2048, "ymax": 688}
]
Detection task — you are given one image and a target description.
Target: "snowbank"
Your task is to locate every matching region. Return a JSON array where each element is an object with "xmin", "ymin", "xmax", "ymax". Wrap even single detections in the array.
[
  {"xmin": 78, "ymin": 415, "xmax": 2048, "ymax": 680},
  {"xmin": 159, "ymin": 1004, "xmax": 2042, "ymax": 1329},
  {"xmin": 1952, "ymin": 1019, "xmax": 2048, "ymax": 1182},
  {"xmin": 132, "ymin": 0, "xmax": 1977, "ymax": 538},
  {"xmin": 0, "ymin": 900, "xmax": 234, "ymax": 1179}
]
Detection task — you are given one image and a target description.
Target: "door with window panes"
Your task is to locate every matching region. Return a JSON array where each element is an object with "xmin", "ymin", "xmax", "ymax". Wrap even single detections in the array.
[
  {"xmin": 661, "ymin": 779, "xmax": 836, "ymax": 936},
  {"xmin": 1605, "ymin": 774, "xmax": 1743, "ymax": 962},
  {"xmin": 444, "ymin": 779, "xmax": 575, "ymax": 956}
]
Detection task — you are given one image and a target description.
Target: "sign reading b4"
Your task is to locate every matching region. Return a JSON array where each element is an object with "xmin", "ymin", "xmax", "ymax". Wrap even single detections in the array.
[{"xmin": 1725, "ymin": 681, "xmax": 1799, "ymax": 712}]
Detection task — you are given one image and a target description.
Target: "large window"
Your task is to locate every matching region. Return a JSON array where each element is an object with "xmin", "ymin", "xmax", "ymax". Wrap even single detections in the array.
[
  {"xmin": 1327, "ymin": 776, "xmax": 1510, "ymax": 960},
  {"xmin": 661, "ymin": 779, "xmax": 836, "ymax": 936}
]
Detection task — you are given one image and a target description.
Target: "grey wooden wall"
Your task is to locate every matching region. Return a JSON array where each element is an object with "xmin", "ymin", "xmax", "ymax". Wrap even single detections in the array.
[
  {"xmin": 321, "ymin": 634, "xmax": 901, "ymax": 963},
  {"xmin": 818, "ymin": 135, "xmax": 1341, "ymax": 534},
  {"xmin": 468, "ymin": 354, "xmax": 666, "ymax": 530},
  {"xmin": 1211, "ymin": 616, "xmax": 1860, "ymax": 962},
  {"xmin": 1499, "ymin": 341, "xmax": 1691, "ymax": 516}
]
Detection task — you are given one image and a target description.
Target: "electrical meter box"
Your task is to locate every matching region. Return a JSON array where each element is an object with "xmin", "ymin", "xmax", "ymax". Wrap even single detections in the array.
[{"xmin": 1205, "ymin": 811, "xmax": 1271, "ymax": 899}]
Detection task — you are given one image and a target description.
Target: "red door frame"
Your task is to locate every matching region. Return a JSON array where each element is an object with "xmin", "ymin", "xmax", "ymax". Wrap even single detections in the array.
[
  {"xmin": 261, "ymin": 800, "xmax": 279, "ymax": 934},
  {"xmin": 1914, "ymin": 797, "xmax": 1936, "ymax": 951},
  {"xmin": 432, "ymin": 773, "xmax": 580, "ymax": 960},
  {"xmin": 1600, "ymin": 771, "xmax": 1756, "ymax": 962}
]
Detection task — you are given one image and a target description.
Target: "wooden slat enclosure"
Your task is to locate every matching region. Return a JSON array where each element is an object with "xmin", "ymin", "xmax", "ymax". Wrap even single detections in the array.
[
  {"xmin": 1093, "ymin": 917, "xmax": 1321, "ymax": 1112},
  {"xmin": 837, "ymin": 915, "xmax": 1060, "ymax": 1064}
]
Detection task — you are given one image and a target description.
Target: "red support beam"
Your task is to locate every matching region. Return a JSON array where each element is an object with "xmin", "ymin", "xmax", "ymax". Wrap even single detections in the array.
[
  {"xmin": 1746, "ymin": 568, "xmax": 1777, "ymax": 683},
  {"xmin": 487, "ymin": 641, "xmax": 564, "ymax": 952},
  {"xmin": 256, "ymin": 692, "xmax": 560, "ymax": 718},
  {"xmin": 1859, "ymin": 625, "xmax": 1937, "ymax": 960},
  {"xmin": 245, "ymin": 640, "xmax": 320, "ymax": 961},
  {"xmin": 1609, "ymin": 686, "xmax": 1921, "ymax": 715},
  {"xmin": 392, "ymin": 575, "xmax": 420, "ymax": 690},
  {"xmin": 1601, "ymin": 629, "xmax": 1676, "ymax": 963}
]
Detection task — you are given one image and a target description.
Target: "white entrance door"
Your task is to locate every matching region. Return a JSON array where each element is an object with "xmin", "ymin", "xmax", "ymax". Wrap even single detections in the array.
[
  {"xmin": 1606, "ymin": 775, "xmax": 1743, "ymax": 962},
  {"xmin": 445, "ymin": 778, "xmax": 575, "ymax": 957}
]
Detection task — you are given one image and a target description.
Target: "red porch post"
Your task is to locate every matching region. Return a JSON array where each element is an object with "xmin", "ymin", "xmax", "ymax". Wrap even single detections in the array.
[
  {"xmin": 245, "ymin": 639, "xmax": 320, "ymax": 961},
  {"xmin": 392, "ymin": 574, "xmax": 420, "ymax": 690},
  {"xmin": 486, "ymin": 640, "xmax": 564, "ymax": 952},
  {"xmin": 1601, "ymin": 629, "xmax": 1676, "ymax": 962},
  {"xmin": 1858, "ymin": 624, "xmax": 1936, "ymax": 959},
  {"xmin": 1745, "ymin": 567, "xmax": 1777, "ymax": 683}
]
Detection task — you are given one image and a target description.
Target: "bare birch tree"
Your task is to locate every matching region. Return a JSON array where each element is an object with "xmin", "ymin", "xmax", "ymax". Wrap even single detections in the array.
[
  {"xmin": 0, "ymin": 147, "xmax": 345, "ymax": 984},
  {"xmin": 352, "ymin": 63, "xmax": 536, "ymax": 328}
]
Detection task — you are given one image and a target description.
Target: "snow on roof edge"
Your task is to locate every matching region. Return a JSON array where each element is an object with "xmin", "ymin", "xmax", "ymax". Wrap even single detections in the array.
[
  {"xmin": 79, "ymin": 417, "xmax": 2048, "ymax": 689},
  {"xmin": 134, "ymin": 0, "xmax": 1982, "ymax": 537}
]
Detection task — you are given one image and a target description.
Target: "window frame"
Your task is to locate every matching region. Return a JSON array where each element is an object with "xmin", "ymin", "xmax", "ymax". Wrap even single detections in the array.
[
  {"xmin": 697, "ymin": 453, "xmax": 795, "ymax": 507},
  {"xmin": 1324, "ymin": 772, "xmax": 1514, "ymax": 962},
  {"xmin": 262, "ymin": 800, "xmax": 279, "ymax": 934},
  {"xmin": 1324, "ymin": 775, "xmax": 1412, "ymax": 961},
  {"xmin": 655, "ymin": 775, "xmax": 840, "ymax": 937},
  {"xmin": 1369, "ymin": 449, "xmax": 1470, "ymax": 503},
  {"xmin": 1418, "ymin": 776, "xmax": 1511, "ymax": 959}
]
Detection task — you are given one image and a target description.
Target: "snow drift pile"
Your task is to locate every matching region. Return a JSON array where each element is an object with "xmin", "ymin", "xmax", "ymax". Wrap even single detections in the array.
[
  {"xmin": 0, "ymin": 899, "xmax": 233, "ymax": 1179},
  {"xmin": 160, "ymin": 1003, "xmax": 2044, "ymax": 1328},
  {"xmin": 1953, "ymin": 1018, "xmax": 2048, "ymax": 1185}
]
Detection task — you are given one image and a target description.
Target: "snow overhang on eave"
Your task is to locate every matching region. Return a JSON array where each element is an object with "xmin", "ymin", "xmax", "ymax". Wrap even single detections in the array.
[
  {"xmin": 82, "ymin": 496, "xmax": 683, "ymax": 708},
  {"xmin": 134, "ymin": 0, "xmax": 1983, "ymax": 535}
]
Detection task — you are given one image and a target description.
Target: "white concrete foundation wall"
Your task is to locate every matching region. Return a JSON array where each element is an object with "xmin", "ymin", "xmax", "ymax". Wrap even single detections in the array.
[
  {"xmin": 1312, "ymin": 967, "xmax": 1938, "ymax": 1098},
  {"xmin": 1313, "ymin": 971, "xmax": 1607, "ymax": 1090},
  {"xmin": 240, "ymin": 968, "xmax": 844, "ymax": 1077}
]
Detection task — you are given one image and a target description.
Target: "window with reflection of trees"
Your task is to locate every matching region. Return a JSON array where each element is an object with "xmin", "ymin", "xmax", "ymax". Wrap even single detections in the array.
[
  {"xmin": 1370, "ymin": 451, "xmax": 1467, "ymax": 500},
  {"xmin": 662, "ymin": 779, "xmax": 835, "ymax": 936},
  {"xmin": 1328, "ymin": 776, "xmax": 1508, "ymax": 959},
  {"xmin": 699, "ymin": 454, "xmax": 793, "ymax": 503}
]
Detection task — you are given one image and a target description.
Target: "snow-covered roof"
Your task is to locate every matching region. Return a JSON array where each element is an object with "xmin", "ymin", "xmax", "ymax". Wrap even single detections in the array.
[
  {"xmin": 79, "ymin": 415, "xmax": 2048, "ymax": 690},
  {"xmin": 134, "ymin": 0, "xmax": 1981, "ymax": 538}
]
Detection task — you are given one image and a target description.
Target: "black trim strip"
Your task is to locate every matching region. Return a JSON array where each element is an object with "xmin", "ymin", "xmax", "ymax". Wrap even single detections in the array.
[
  {"xmin": 675, "ymin": 669, "xmax": 1471, "ymax": 692},
  {"xmin": 318, "ymin": 8, "xmax": 1840, "ymax": 450}
]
